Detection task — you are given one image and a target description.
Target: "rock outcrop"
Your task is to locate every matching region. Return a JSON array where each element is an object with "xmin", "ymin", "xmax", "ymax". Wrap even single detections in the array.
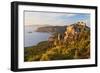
[{"xmin": 64, "ymin": 22, "xmax": 89, "ymax": 42}]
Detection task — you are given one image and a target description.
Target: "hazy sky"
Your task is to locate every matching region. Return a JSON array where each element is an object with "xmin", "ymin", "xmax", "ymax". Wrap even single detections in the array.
[{"xmin": 24, "ymin": 11, "xmax": 90, "ymax": 27}]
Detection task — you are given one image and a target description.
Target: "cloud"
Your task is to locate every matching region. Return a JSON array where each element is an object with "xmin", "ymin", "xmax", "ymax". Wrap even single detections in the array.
[{"xmin": 25, "ymin": 11, "xmax": 90, "ymax": 26}]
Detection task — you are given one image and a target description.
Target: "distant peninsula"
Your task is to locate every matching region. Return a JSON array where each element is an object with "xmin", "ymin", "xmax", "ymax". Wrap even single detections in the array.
[{"xmin": 35, "ymin": 26, "xmax": 67, "ymax": 33}]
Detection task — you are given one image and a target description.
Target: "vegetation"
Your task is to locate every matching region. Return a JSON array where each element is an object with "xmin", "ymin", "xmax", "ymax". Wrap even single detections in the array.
[{"xmin": 24, "ymin": 22, "xmax": 90, "ymax": 62}]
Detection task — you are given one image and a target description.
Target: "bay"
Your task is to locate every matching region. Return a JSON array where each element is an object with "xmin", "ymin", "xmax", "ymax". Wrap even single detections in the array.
[{"xmin": 24, "ymin": 26, "xmax": 51, "ymax": 47}]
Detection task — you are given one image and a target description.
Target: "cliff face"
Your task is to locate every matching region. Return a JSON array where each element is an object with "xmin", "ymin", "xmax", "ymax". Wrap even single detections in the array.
[{"xmin": 64, "ymin": 22, "xmax": 90, "ymax": 42}]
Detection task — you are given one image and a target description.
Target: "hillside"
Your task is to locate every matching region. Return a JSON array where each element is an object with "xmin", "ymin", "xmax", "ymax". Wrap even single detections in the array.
[{"xmin": 24, "ymin": 22, "xmax": 90, "ymax": 61}]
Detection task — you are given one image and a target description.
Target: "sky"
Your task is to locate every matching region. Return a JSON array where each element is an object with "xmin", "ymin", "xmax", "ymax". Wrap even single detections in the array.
[{"xmin": 24, "ymin": 11, "xmax": 90, "ymax": 27}]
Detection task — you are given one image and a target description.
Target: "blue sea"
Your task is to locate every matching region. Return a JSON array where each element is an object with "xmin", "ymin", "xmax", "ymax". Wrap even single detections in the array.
[{"xmin": 24, "ymin": 26, "xmax": 51, "ymax": 47}]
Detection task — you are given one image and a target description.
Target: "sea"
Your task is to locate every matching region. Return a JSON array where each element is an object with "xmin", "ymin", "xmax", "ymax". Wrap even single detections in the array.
[{"xmin": 24, "ymin": 25, "xmax": 51, "ymax": 47}]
